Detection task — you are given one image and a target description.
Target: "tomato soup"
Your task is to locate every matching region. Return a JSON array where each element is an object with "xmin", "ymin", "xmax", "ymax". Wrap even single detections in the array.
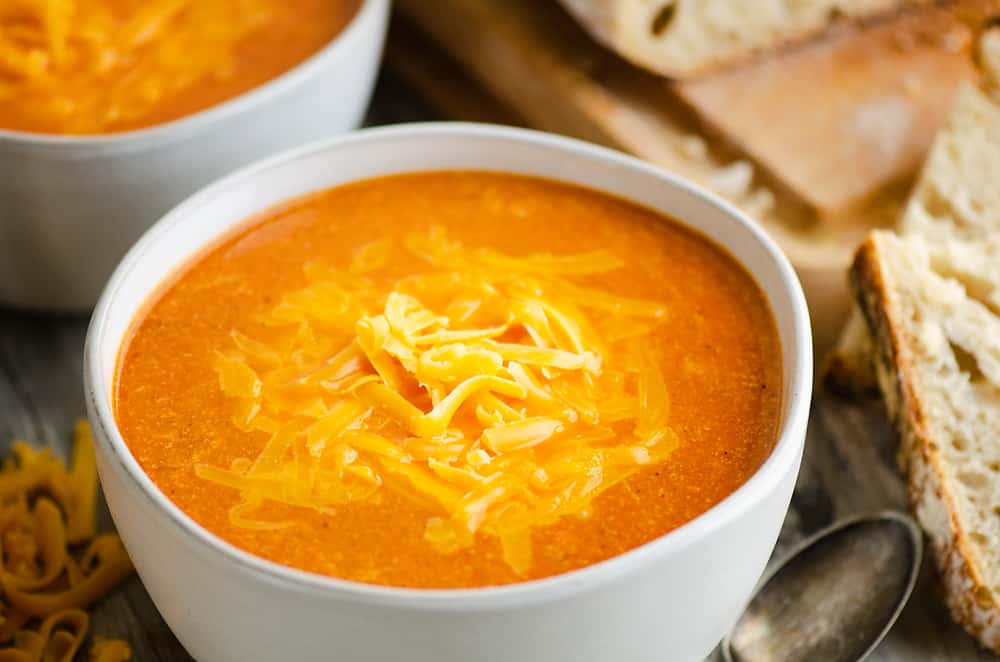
[
  {"xmin": 0, "ymin": 0, "xmax": 359, "ymax": 135},
  {"xmin": 114, "ymin": 172, "xmax": 782, "ymax": 589}
]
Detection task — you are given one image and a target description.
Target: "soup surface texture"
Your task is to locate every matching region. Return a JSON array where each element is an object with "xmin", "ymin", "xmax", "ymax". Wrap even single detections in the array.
[
  {"xmin": 0, "ymin": 0, "xmax": 359, "ymax": 134},
  {"xmin": 115, "ymin": 172, "xmax": 783, "ymax": 589}
]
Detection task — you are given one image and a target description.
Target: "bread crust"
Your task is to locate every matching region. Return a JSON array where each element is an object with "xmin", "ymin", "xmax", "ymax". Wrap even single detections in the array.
[
  {"xmin": 557, "ymin": 0, "xmax": 927, "ymax": 79},
  {"xmin": 851, "ymin": 236, "xmax": 1000, "ymax": 652}
]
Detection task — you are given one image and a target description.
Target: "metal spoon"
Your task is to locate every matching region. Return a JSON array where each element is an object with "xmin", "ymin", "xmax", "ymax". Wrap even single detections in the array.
[{"xmin": 722, "ymin": 511, "xmax": 923, "ymax": 662}]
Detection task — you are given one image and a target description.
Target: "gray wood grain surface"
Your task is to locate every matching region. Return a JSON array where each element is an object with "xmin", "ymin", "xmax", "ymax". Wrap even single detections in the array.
[{"xmin": 0, "ymin": 70, "xmax": 995, "ymax": 661}]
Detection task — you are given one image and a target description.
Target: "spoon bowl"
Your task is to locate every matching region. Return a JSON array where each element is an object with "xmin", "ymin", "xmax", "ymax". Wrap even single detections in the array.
[{"xmin": 723, "ymin": 511, "xmax": 923, "ymax": 662}]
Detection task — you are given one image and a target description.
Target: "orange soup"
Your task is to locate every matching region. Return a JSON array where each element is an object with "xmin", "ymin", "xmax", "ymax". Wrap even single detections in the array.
[
  {"xmin": 0, "ymin": 0, "xmax": 359, "ymax": 135},
  {"xmin": 114, "ymin": 172, "xmax": 783, "ymax": 589}
]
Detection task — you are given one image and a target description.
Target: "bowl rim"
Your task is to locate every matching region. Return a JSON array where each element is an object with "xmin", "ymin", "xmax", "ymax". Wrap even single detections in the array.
[
  {"xmin": 0, "ymin": 0, "xmax": 386, "ymax": 149},
  {"xmin": 85, "ymin": 122, "xmax": 813, "ymax": 610}
]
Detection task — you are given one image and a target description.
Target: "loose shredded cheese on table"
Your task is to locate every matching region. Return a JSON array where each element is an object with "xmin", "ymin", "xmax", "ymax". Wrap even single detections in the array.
[
  {"xmin": 0, "ymin": 0, "xmax": 272, "ymax": 133},
  {"xmin": 0, "ymin": 422, "xmax": 132, "ymax": 661},
  {"xmin": 200, "ymin": 227, "xmax": 678, "ymax": 574}
]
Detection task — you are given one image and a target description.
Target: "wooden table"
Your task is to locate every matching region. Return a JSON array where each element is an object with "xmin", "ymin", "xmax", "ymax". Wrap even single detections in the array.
[{"xmin": 0, "ymin": 69, "xmax": 995, "ymax": 662}]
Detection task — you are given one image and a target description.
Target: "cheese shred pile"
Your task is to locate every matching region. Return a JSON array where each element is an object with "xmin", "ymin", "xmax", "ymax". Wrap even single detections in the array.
[
  {"xmin": 0, "ymin": 0, "xmax": 272, "ymax": 133},
  {"xmin": 0, "ymin": 422, "xmax": 132, "ymax": 662},
  {"xmin": 201, "ymin": 227, "xmax": 678, "ymax": 574}
]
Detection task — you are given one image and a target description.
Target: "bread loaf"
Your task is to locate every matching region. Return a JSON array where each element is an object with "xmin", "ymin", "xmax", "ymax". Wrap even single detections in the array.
[{"xmin": 557, "ymin": 0, "xmax": 927, "ymax": 78}]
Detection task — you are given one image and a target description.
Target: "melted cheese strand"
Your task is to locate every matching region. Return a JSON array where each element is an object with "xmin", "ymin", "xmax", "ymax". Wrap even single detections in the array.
[{"xmin": 482, "ymin": 418, "xmax": 564, "ymax": 453}]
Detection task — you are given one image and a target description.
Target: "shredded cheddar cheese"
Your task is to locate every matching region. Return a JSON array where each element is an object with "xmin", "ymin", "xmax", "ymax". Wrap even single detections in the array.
[
  {"xmin": 0, "ymin": 0, "xmax": 273, "ymax": 133},
  {"xmin": 199, "ymin": 227, "xmax": 678, "ymax": 574},
  {"xmin": 0, "ymin": 422, "xmax": 133, "ymax": 661}
]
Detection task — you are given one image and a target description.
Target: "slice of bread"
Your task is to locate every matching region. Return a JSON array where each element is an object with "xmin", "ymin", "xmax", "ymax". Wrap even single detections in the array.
[
  {"xmin": 852, "ymin": 231, "xmax": 1000, "ymax": 651},
  {"xmin": 826, "ymin": 28, "xmax": 1000, "ymax": 393},
  {"xmin": 848, "ymin": 25, "xmax": 1000, "ymax": 651},
  {"xmin": 557, "ymin": 0, "xmax": 927, "ymax": 78}
]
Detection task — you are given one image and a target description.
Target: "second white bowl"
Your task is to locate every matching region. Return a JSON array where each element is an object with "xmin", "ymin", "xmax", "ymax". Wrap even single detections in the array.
[{"xmin": 0, "ymin": 0, "xmax": 388, "ymax": 312}]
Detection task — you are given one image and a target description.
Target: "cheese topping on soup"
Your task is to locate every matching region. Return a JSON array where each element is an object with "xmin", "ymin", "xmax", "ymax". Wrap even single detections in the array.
[
  {"xmin": 115, "ymin": 172, "xmax": 782, "ymax": 589},
  {"xmin": 0, "ymin": 0, "xmax": 358, "ymax": 134},
  {"xmin": 199, "ymin": 226, "xmax": 678, "ymax": 574}
]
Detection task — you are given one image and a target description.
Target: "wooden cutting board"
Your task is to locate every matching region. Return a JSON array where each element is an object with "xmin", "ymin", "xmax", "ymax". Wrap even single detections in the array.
[{"xmin": 674, "ymin": 4, "xmax": 979, "ymax": 218}]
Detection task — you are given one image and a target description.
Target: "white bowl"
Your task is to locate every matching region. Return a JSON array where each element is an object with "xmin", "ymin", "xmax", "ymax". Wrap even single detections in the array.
[
  {"xmin": 84, "ymin": 124, "xmax": 813, "ymax": 662},
  {"xmin": 0, "ymin": 0, "xmax": 388, "ymax": 313}
]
